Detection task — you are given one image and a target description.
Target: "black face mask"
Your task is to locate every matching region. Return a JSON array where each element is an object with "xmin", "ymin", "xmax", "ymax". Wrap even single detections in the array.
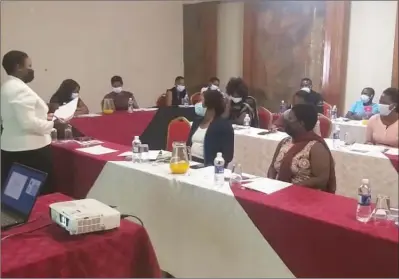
[{"xmin": 23, "ymin": 69, "xmax": 34, "ymax": 83}]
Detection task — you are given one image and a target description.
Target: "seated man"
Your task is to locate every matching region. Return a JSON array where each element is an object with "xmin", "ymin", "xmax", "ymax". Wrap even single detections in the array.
[
  {"xmin": 166, "ymin": 76, "xmax": 188, "ymax": 106},
  {"xmin": 299, "ymin": 78, "xmax": 324, "ymax": 114},
  {"xmin": 101, "ymin": 76, "xmax": 138, "ymax": 111},
  {"xmin": 345, "ymin": 87, "xmax": 379, "ymax": 120},
  {"xmin": 201, "ymin": 77, "xmax": 220, "ymax": 93}
]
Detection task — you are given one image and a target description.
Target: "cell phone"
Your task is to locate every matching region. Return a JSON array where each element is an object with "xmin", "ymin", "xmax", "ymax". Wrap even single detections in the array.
[{"xmin": 190, "ymin": 163, "xmax": 205, "ymax": 169}]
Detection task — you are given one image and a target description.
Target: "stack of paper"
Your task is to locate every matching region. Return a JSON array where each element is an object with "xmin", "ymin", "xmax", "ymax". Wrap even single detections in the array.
[
  {"xmin": 76, "ymin": 145, "xmax": 117, "ymax": 155},
  {"xmin": 52, "ymin": 98, "xmax": 78, "ymax": 121}
]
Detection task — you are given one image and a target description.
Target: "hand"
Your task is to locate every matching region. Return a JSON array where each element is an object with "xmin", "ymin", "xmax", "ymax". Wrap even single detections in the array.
[{"xmin": 47, "ymin": 113, "xmax": 54, "ymax": 121}]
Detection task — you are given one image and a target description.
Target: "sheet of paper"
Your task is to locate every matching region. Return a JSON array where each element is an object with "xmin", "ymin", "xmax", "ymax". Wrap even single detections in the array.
[
  {"xmin": 244, "ymin": 178, "xmax": 292, "ymax": 194},
  {"xmin": 385, "ymin": 148, "xmax": 399, "ymax": 156},
  {"xmin": 53, "ymin": 98, "xmax": 79, "ymax": 121},
  {"xmin": 349, "ymin": 143, "xmax": 387, "ymax": 153},
  {"xmin": 117, "ymin": 150, "xmax": 171, "ymax": 160},
  {"xmin": 76, "ymin": 145, "xmax": 118, "ymax": 155},
  {"xmin": 75, "ymin": 113, "xmax": 102, "ymax": 118}
]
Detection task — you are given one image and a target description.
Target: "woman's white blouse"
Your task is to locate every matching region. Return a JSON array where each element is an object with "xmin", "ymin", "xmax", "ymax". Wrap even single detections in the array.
[
  {"xmin": 191, "ymin": 127, "xmax": 208, "ymax": 160},
  {"xmin": 1, "ymin": 76, "xmax": 54, "ymax": 151}
]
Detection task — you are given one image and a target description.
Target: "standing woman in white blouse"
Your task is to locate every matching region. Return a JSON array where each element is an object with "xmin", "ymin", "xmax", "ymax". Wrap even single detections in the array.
[{"xmin": 1, "ymin": 50, "xmax": 54, "ymax": 194}]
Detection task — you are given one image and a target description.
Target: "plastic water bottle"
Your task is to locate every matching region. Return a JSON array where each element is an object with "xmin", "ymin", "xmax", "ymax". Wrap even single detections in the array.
[
  {"xmin": 279, "ymin": 100, "xmax": 286, "ymax": 114},
  {"xmin": 243, "ymin": 114, "xmax": 251, "ymax": 130},
  {"xmin": 356, "ymin": 179, "xmax": 372, "ymax": 223},
  {"xmin": 182, "ymin": 94, "xmax": 190, "ymax": 106},
  {"xmin": 132, "ymin": 136, "xmax": 141, "ymax": 163},
  {"xmin": 214, "ymin": 152, "xmax": 225, "ymax": 188},
  {"xmin": 332, "ymin": 125, "xmax": 341, "ymax": 149},
  {"xmin": 127, "ymin": 98, "xmax": 134, "ymax": 113},
  {"xmin": 331, "ymin": 105, "xmax": 338, "ymax": 120}
]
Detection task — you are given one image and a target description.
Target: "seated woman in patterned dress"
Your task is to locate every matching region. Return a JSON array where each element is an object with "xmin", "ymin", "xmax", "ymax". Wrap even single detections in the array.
[{"xmin": 267, "ymin": 104, "xmax": 336, "ymax": 193}]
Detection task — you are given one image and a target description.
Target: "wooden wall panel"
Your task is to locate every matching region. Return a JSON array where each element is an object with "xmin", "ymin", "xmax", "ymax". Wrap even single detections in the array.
[
  {"xmin": 183, "ymin": 2, "xmax": 218, "ymax": 95},
  {"xmin": 321, "ymin": 1, "xmax": 350, "ymax": 111},
  {"xmin": 243, "ymin": 1, "xmax": 350, "ymax": 112},
  {"xmin": 392, "ymin": 9, "xmax": 398, "ymax": 88}
]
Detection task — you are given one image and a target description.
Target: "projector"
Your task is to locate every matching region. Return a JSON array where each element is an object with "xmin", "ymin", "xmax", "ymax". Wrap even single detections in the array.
[{"xmin": 49, "ymin": 199, "xmax": 120, "ymax": 235}]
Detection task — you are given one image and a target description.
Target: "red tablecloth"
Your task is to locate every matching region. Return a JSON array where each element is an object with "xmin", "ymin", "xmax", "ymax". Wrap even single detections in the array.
[
  {"xmin": 1, "ymin": 193, "xmax": 161, "ymax": 278},
  {"xmin": 52, "ymin": 141, "xmax": 130, "ymax": 199},
  {"xmin": 232, "ymin": 185, "xmax": 399, "ymax": 278},
  {"xmin": 384, "ymin": 153, "xmax": 399, "ymax": 172},
  {"xmin": 70, "ymin": 111, "xmax": 156, "ymax": 146}
]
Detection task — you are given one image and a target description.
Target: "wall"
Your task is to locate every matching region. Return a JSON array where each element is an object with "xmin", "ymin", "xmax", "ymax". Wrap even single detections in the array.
[
  {"xmin": 345, "ymin": 1, "xmax": 397, "ymax": 111},
  {"xmin": 1, "ymin": 1, "xmax": 184, "ymax": 111},
  {"xmin": 216, "ymin": 1, "xmax": 398, "ymax": 112}
]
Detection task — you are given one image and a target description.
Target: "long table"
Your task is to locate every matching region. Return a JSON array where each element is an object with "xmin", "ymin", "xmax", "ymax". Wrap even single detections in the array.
[
  {"xmin": 1, "ymin": 193, "xmax": 161, "ymax": 278},
  {"xmin": 233, "ymin": 127, "xmax": 399, "ymax": 206},
  {"xmin": 51, "ymin": 142, "xmax": 399, "ymax": 278}
]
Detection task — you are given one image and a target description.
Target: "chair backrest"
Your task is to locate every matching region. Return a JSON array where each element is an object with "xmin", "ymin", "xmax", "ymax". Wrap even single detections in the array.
[
  {"xmin": 258, "ymin": 106, "xmax": 273, "ymax": 130},
  {"xmin": 190, "ymin": 92, "xmax": 202, "ymax": 105},
  {"xmin": 244, "ymin": 96, "xmax": 259, "ymax": 128},
  {"xmin": 272, "ymin": 113, "xmax": 280, "ymax": 123},
  {"xmin": 156, "ymin": 94, "xmax": 167, "ymax": 107},
  {"xmin": 166, "ymin": 117, "xmax": 191, "ymax": 151},
  {"xmin": 323, "ymin": 102, "xmax": 332, "ymax": 116},
  {"xmin": 318, "ymin": 114, "xmax": 332, "ymax": 138}
]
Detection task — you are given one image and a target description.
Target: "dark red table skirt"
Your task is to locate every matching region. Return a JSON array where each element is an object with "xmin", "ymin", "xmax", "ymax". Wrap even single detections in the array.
[
  {"xmin": 1, "ymin": 193, "xmax": 161, "ymax": 278},
  {"xmin": 232, "ymin": 185, "xmax": 399, "ymax": 278},
  {"xmin": 51, "ymin": 141, "xmax": 129, "ymax": 199},
  {"xmin": 70, "ymin": 111, "xmax": 156, "ymax": 146}
]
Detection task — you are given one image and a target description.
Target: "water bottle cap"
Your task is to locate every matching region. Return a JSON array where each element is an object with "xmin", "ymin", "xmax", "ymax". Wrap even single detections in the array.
[
  {"xmin": 216, "ymin": 152, "xmax": 222, "ymax": 157},
  {"xmin": 361, "ymin": 178, "xmax": 369, "ymax": 184},
  {"xmin": 245, "ymin": 114, "xmax": 249, "ymax": 117},
  {"xmin": 134, "ymin": 136, "xmax": 139, "ymax": 140}
]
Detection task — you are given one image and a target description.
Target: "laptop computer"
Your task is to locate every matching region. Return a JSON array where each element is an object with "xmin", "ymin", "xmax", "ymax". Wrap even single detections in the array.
[{"xmin": 1, "ymin": 163, "xmax": 47, "ymax": 230}]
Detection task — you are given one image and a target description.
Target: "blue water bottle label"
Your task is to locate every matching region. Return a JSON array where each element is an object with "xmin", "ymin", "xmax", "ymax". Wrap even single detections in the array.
[
  {"xmin": 215, "ymin": 166, "xmax": 224, "ymax": 174},
  {"xmin": 358, "ymin": 194, "xmax": 371, "ymax": 206}
]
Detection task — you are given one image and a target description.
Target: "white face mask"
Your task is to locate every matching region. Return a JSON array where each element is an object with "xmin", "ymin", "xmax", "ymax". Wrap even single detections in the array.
[
  {"xmin": 176, "ymin": 85, "xmax": 185, "ymax": 92},
  {"xmin": 210, "ymin": 84, "xmax": 219, "ymax": 91},
  {"xmin": 360, "ymin": 94, "xmax": 370, "ymax": 103},
  {"xmin": 113, "ymin": 87, "xmax": 123, "ymax": 94},
  {"xmin": 300, "ymin": 87, "xmax": 311, "ymax": 93},
  {"xmin": 231, "ymin": 97, "xmax": 242, "ymax": 103},
  {"xmin": 71, "ymin": 93, "xmax": 79, "ymax": 99},
  {"xmin": 379, "ymin": 104, "xmax": 395, "ymax": 116}
]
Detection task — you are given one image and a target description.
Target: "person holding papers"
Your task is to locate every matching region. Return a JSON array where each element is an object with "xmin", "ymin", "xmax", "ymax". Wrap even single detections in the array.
[
  {"xmin": 1, "ymin": 50, "xmax": 54, "ymax": 194},
  {"xmin": 49, "ymin": 79, "xmax": 89, "ymax": 116}
]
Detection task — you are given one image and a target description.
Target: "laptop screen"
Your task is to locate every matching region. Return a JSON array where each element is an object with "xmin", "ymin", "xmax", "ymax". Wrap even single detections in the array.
[{"xmin": 2, "ymin": 164, "xmax": 47, "ymax": 216}]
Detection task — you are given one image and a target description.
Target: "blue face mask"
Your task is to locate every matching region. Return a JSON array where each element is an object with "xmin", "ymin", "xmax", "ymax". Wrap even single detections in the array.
[{"xmin": 194, "ymin": 102, "xmax": 207, "ymax": 117}]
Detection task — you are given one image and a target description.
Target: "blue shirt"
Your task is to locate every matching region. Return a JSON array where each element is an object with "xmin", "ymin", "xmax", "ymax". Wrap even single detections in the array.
[{"xmin": 349, "ymin": 100, "xmax": 379, "ymax": 116}]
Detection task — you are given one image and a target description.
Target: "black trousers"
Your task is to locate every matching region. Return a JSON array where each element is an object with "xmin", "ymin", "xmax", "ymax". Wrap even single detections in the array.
[{"xmin": 1, "ymin": 145, "xmax": 53, "ymax": 195}]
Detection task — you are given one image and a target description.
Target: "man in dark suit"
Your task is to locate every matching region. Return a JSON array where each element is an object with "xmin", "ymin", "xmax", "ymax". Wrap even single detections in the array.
[{"xmin": 300, "ymin": 78, "xmax": 324, "ymax": 114}]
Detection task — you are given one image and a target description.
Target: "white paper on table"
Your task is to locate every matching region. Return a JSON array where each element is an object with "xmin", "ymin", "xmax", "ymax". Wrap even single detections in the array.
[
  {"xmin": 74, "ymin": 113, "xmax": 102, "ymax": 118},
  {"xmin": 117, "ymin": 150, "xmax": 171, "ymax": 160},
  {"xmin": 349, "ymin": 143, "xmax": 387, "ymax": 153},
  {"xmin": 385, "ymin": 148, "xmax": 399, "ymax": 156},
  {"xmin": 244, "ymin": 178, "xmax": 292, "ymax": 194},
  {"xmin": 52, "ymin": 98, "xmax": 78, "ymax": 121},
  {"xmin": 76, "ymin": 145, "xmax": 117, "ymax": 155}
]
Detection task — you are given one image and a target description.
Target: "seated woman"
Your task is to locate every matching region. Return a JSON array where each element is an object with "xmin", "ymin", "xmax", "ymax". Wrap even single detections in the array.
[
  {"xmin": 224, "ymin": 77, "xmax": 256, "ymax": 126},
  {"xmin": 345, "ymin": 87, "xmax": 379, "ymax": 120},
  {"xmin": 273, "ymin": 90, "xmax": 321, "ymax": 136},
  {"xmin": 102, "ymin": 75, "xmax": 138, "ymax": 111},
  {"xmin": 49, "ymin": 79, "xmax": 89, "ymax": 116},
  {"xmin": 267, "ymin": 104, "xmax": 336, "ymax": 193},
  {"xmin": 366, "ymin": 87, "xmax": 398, "ymax": 147},
  {"xmin": 187, "ymin": 90, "xmax": 234, "ymax": 166}
]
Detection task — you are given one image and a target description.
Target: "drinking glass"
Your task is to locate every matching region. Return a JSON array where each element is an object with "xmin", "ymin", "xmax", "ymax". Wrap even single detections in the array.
[
  {"xmin": 102, "ymin": 98, "xmax": 115, "ymax": 115},
  {"xmin": 229, "ymin": 163, "xmax": 243, "ymax": 189},
  {"xmin": 51, "ymin": 128, "xmax": 58, "ymax": 142},
  {"xmin": 139, "ymin": 144, "xmax": 149, "ymax": 163},
  {"xmin": 373, "ymin": 195, "xmax": 391, "ymax": 225},
  {"xmin": 64, "ymin": 125, "xmax": 73, "ymax": 142}
]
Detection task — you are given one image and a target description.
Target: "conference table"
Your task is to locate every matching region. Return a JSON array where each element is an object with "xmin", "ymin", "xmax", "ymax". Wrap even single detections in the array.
[
  {"xmin": 50, "ymin": 141, "xmax": 399, "ymax": 278},
  {"xmin": 331, "ymin": 118, "xmax": 368, "ymax": 143},
  {"xmin": 1, "ymin": 193, "xmax": 161, "ymax": 278},
  {"xmin": 68, "ymin": 112, "xmax": 399, "ymax": 207}
]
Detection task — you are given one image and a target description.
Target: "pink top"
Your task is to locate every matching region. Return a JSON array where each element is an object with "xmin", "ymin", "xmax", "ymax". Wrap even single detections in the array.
[{"xmin": 366, "ymin": 115, "xmax": 399, "ymax": 147}]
